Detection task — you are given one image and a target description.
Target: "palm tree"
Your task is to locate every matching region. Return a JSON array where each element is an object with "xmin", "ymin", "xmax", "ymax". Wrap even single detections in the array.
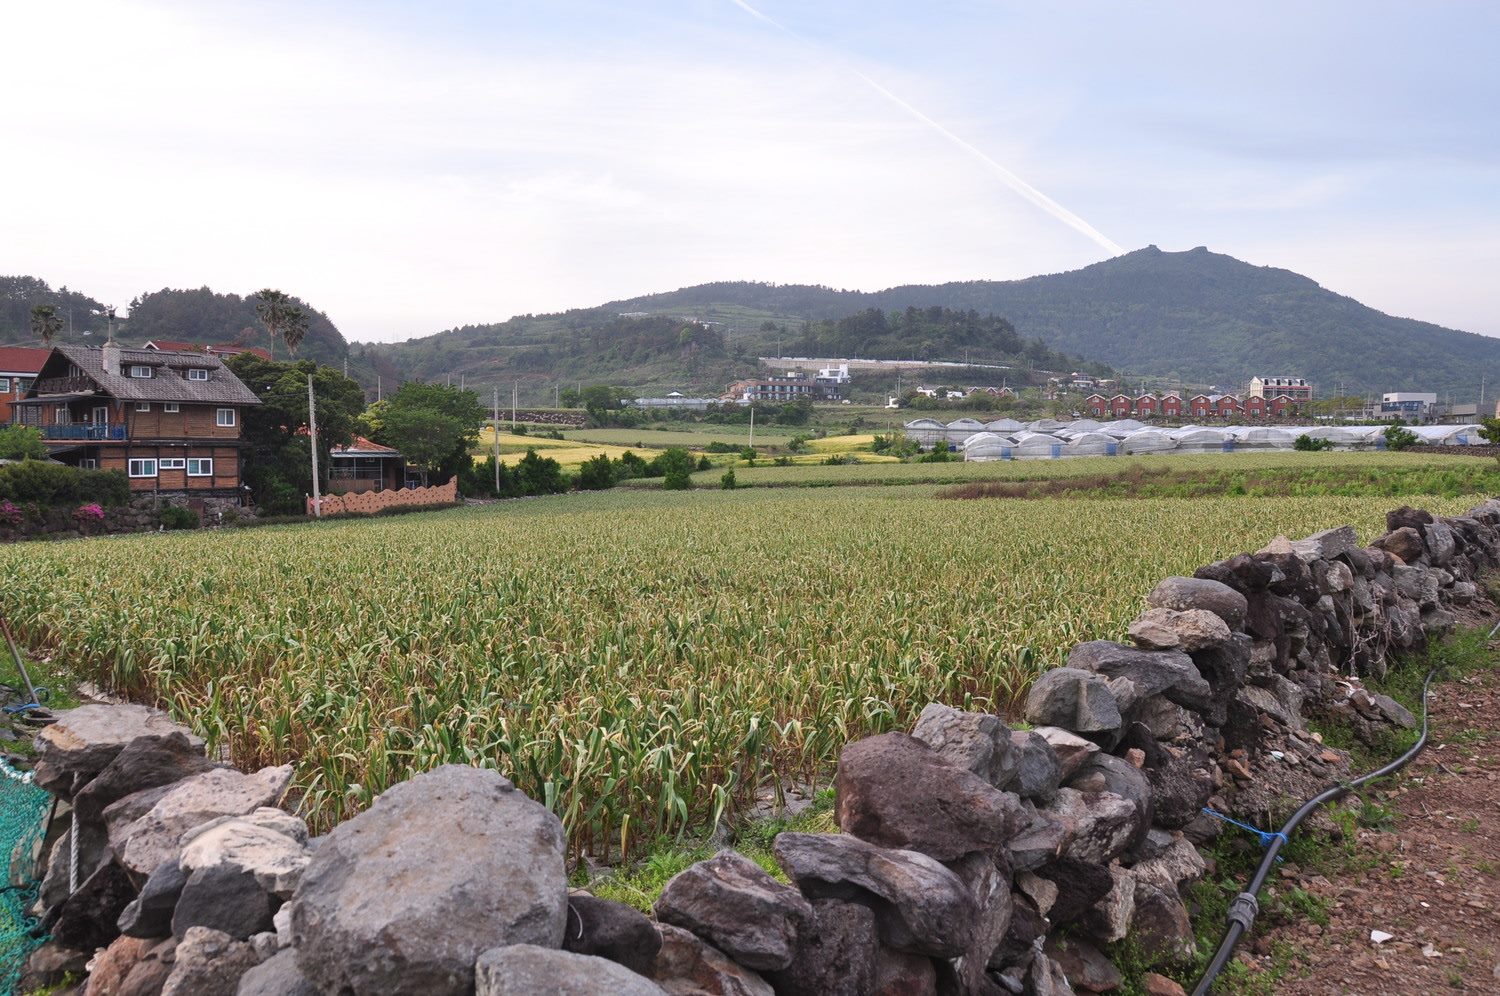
[
  {"xmin": 29, "ymin": 304, "xmax": 63, "ymax": 345},
  {"xmin": 254, "ymin": 289, "xmax": 310, "ymax": 355}
]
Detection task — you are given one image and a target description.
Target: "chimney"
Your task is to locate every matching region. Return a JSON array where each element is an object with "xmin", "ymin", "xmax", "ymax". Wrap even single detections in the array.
[{"xmin": 102, "ymin": 339, "xmax": 121, "ymax": 377}]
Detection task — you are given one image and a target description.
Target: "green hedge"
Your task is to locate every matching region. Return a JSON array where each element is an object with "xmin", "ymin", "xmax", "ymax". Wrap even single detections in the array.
[{"xmin": 0, "ymin": 460, "xmax": 131, "ymax": 506}]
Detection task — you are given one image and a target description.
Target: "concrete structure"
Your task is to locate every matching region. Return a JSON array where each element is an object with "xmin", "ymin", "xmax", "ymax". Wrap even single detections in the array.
[
  {"xmin": 629, "ymin": 392, "xmax": 717, "ymax": 411},
  {"xmin": 1248, "ymin": 376, "xmax": 1313, "ymax": 402},
  {"xmin": 1380, "ymin": 392, "xmax": 1438, "ymax": 420}
]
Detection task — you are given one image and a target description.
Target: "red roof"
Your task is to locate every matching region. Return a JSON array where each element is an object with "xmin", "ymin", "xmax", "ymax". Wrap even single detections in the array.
[
  {"xmin": 208, "ymin": 344, "xmax": 273, "ymax": 361},
  {"xmin": 331, "ymin": 435, "xmax": 400, "ymax": 456},
  {"xmin": 0, "ymin": 346, "xmax": 51, "ymax": 374}
]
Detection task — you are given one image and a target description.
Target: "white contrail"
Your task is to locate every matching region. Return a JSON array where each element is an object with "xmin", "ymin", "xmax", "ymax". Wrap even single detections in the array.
[{"xmin": 727, "ymin": 0, "xmax": 1124, "ymax": 256}]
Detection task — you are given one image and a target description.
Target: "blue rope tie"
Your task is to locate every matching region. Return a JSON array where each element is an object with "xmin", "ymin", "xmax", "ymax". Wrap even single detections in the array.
[{"xmin": 1201, "ymin": 807, "xmax": 1289, "ymax": 850}]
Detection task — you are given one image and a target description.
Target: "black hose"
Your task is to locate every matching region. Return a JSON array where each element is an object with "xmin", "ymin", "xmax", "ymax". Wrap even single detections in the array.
[{"xmin": 1190, "ymin": 666, "xmax": 1439, "ymax": 996}]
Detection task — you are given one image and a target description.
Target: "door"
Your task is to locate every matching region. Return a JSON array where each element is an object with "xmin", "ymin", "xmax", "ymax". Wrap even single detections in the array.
[{"xmin": 92, "ymin": 406, "xmax": 109, "ymax": 425}]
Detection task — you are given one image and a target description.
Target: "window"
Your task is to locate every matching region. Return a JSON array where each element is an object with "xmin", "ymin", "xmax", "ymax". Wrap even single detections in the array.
[
  {"xmin": 187, "ymin": 368, "xmax": 210, "ymax": 381},
  {"xmin": 164, "ymin": 402, "xmax": 180, "ymax": 413},
  {"xmin": 78, "ymin": 459, "xmax": 97, "ymax": 469},
  {"xmin": 187, "ymin": 458, "xmax": 213, "ymax": 477},
  {"xmin": 127, "ymin": 459, "xmax": 157, "ymax": 478},
  {"xmin": 0, "ymin": 377, "xmax": 9, "ymax": 393},
  {"xmin": 216, "ymin": 408, "xmax": 236, "ymax": 427},
  {"xmin": 17, "ymin": 378, "xmax": 31, "ymax": 392},
  {"xmin": 136, "ymin": 402, "xmax": 151, "ymax": 412},
  {"xmin": 54, "ymin": 408, "xmax": 70, "ymax": 425},
  {"xmin": 129, "ymin": 365, "xmax": 154, "ymax": 379},
  {"xmin": 159, "ymin": 458, "xmax": 185, "ymax": 470}
]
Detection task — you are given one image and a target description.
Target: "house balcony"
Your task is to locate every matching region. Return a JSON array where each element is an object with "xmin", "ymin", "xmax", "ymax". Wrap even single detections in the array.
[
  {"xmin": 42, "ymin": 425, "xmax": 128, "ymax": 441},
  {"xmin": 33, "ymin": 377, "xmax": 97, "ymax": 395}
]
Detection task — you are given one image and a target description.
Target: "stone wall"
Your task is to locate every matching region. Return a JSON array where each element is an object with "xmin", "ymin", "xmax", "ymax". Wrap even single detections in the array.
[
  {"xmin": 306, "ymin": 478, "xmax": 458, "ymax": 517},
  {"xmin": 13, "ymin": 498, "xmax": 1500, "ymax": 995},
  {"xmin": 0, "ymin": 495, "xmax": 256, "ymax": 543}
]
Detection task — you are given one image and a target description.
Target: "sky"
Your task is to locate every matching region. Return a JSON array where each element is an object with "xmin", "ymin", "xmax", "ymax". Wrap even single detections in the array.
[{"xmin": 2, "ymin": 1, "xmax": 1496, "ymax": 344}]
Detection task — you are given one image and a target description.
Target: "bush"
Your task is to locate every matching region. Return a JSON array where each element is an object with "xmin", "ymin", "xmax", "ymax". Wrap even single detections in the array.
[
  {"xmin": 739, "ymin": 447, "xmax": 757, "ymax": 461},
  {"xmin": 513, "ymin": 450, "xmax": 568, "ymax": 496},
  {"xmin": 0, "ymin": 425, "xmax": 48, "ymax": 461},
  {"xmin": 1294, "ymin": 434, "xmax": 1334, "ymax": 451},
  {"xmin": 663, "ymin": 468, "xmax": 694, "ymax": 490},
  {"xmin": 646, "ymin": 448, "xmax": 696, "ymax": 480},
  {"xmin": 613, "ymin": 451, "xmax": 649, "ymax": 481},
  {"xmin": 918, "ymin": 444, "xmax": 954, "ymax": 463},
  {"xmin": 1384, "ymin": 422, "xmax": 1419, "ymax": 451},
  {"xmin": 159, "ymin": 505, "xmax": 200, "ymax": 530},
  {"xmin": 720, "ymin": 468, "xmax": 736, "ymax": 490},
  {"xmin": 0, "ymin": 461, "xmax": 130, "ymax": 506},
  {"xmin": 576, "ymin": 454, "xmax": 617, "ymax": 491},
  {"xmin": 696, "ymin": 456, "xmax": 712, "ymax": 471},
  {"xmin": 705, "ymin": 442, "xmax": 740, "ymax": 454}
]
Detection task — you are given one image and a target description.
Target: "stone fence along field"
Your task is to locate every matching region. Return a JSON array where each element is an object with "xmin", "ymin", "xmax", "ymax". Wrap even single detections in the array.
[{"xmin": 10, "ymin": 496, "xmax": 1495, "ymax": 994}]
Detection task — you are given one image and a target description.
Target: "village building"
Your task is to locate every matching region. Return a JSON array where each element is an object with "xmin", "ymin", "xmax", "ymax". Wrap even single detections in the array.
[
  {"xmin": 1248, "ymin": 376, "xmax": 1313, "ymax": 403},
  {"xmin": 12, "ymin": 343, "xmax": 261, "ymax": 500},
  {"xmin": 0, "ymin": 346, "xmax": 50, "ymax": 426}
]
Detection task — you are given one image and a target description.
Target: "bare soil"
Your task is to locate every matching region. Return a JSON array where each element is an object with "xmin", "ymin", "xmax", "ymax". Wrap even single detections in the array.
[{"xmin": 1245, "ymin": 661, "xmax": 1500, "ymax": 993}]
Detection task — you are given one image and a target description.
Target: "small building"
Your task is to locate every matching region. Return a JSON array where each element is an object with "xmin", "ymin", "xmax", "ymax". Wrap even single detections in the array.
[
  {"xmin": 1215, "ymin": 394, "xmax": 1241, "ymax": 417},
  {"xmin": 1134, "ymin": 394, "xmax": 1158, "ymax": 417},
  {"xmin": 1109, "ymin": 394, "xmax": 1134, "ymax": 417},
  {"xmin": 1381, "ymin": 392, "xmax": 1438, "ymax": 420},
  {"xmin": 1243, "ymin": 396, "xmax": 1267, "ymax": 418},
  {"xmin": 1248, "ymin": 376, "xmax": 1313, "ymax": 403},
  {"xmin": 728, "ymin": 371, "xmax": 843, "ymax": 403},
  {"xmin": 327, "ymin": 436, "xmax": 405, "ymax": 493},
  {"xmin": 1085, "ymin": 394, "xmax": 1108, "ymax": 417},
  {"xmin": 0, "ymin": 346, "xmax": 50, "ymax": 425},
  {"xmin": 630, "ymin": 392, "xmax": 716, "ymax": 411},
  {"xmin": 1159, "ymin": 394, "xmax": 1184, "ymax": 418},
  {"xmin": 13, "ymin": 342, "xmax": 262, "ymax": 500}
]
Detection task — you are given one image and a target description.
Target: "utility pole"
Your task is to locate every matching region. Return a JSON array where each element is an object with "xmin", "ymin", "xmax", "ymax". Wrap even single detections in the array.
[
  {"xmin": 749, "ymin": 403, "xmax": 755, "ymax": 449},
  {"xmin": 511, "ymin": 381, "xmax": 518, "ymax": 430},
  {"xmin": 493, "ymin": 386, "xmax": 501, "ymax": 492},
  {"xmin": 307, "ymin": 374, "xmax": 322, "ymax": 518}
]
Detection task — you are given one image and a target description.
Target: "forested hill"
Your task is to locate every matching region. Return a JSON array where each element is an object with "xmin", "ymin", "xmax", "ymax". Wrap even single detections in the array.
[
  {"xmin": 0, "ymin": 277, "xmax": 349, "ymax": 368},
  {"xmin": 610, "ymin": 247, "xmax": 1500, "ymax": 394}
]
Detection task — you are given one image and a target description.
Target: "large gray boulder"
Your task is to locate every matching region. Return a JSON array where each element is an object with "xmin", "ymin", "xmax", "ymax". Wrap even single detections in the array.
[
  {"xmin": 72, "ymin": 732, "xmax": 221, "ymax": 823},
  {"xmin": 1032, "ymin": 727, "xmax": 1099, "ymax": 779},
  {"xmin": 160, "ymin": 926, "xmax": 258, "ymax": 996},
  {"xmin": 33, "ymin": 705, "xmax": 204, "ymax": 800},
  {"xmin": 772, "ymin": 832, "xmax": 978, "ymax": 958},
  {"xmin": 171, "ymin": 864, "xmax": 277, "ymax": 940},
  {"xmin": 291, "ymin": 765, "xmax": 567, "ymax": 996},
  {"xmin": 911, "ymin": 702, "xmax": 1018, "ymax": 789},
  {"xmin": 1424, "ymin": 520, "xmax": 1457, "ymax": 565},
  {"xmin": 119, "ymin": 858, "xmax": 188, "ymax": 939},
  {"xmin": 939, "ymin": 852, "xmax": 1013, "ymax": 995},
  {"xmin": 1292, "ymin": 525, "xmax": 1360, "ymax": 563},
  {"xmin": 833, "ymin": 733, "xmax": 1023, "ymax": 861},
  {"xmin": 653, "ymin": 924, "xmax": 774, "ymax": 996},
  {"xmin": 763, "ymin": 898, "xmax": 878, "ymax": 996},
  {"xmin": 1147, "ymin": 576, "xmax": 1248, "ymax": 628},
  {"xmin": 113, "ymin": 766, "xmax": 294, "ymax": 876},
  {"xmin": 476, "ymin": 944, "xmax": 667, "ymax": 996},
  {"xmin": 562, "ymin": 894, "xmax": 661, "ymax": 977},
  {"xmin": 1042, "ymin": 789, "xmax": 1139, "ymax": 865},
  {"xmin": 1066, "ymin": 641, "xmax": 1212, "ymax": 712},
  {"xmin": 236, "ymin": 948, "xmax": 317, "ymax": 996},
  {"xmin": 1127, "ymin": 608, "xmax": 1232, "ymax": 653},
  {"xmin": 1006, "ymin": 730, "xmax": 1062, "ymax": 803},
  {"xmin": 654, "ymin": 850, "xmax": 811, "ymax": 971},
  {"xmin": 1023, "ymin": 668, "xmax": 1121, "ymax": 735},
  {"xmin": 178, "ymin": 809, "xmax": 310, "ymax": 899}
]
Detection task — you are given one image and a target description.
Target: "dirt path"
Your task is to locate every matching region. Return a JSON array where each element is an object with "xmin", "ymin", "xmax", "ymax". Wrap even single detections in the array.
[{"xmin": 1249, "ymin": 660, "xmax": 1500, "ymax": 993}]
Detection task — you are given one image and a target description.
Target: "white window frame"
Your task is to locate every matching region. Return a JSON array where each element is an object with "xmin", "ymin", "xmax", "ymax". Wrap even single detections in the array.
[
  {"xmin": 187, "ymin": 368, "xmax": 210, "ymax": 381},
  {"xmin": 216, "ymin": 408, "xmax": 236, "ymax": 427},
  {"xmin": 129, "ymin": 365, "xmax": 154, "ymax": 379},
  {"xmin": 127, "ymin": 459, "xmax": 157, "ymax": 478},
  {"xmin": 159, "ymin": 458, "xmax": 186, "ymax": 470},
  {"xmin": 164, "ymin": 402, "xmax": 180, "ymax": 413},
  {"xmin": 136, "ymin": 402, "xmax": 151, "ymax": 412},
  {"xmin": 0, "ymin": 377, "xmax": 9, "ymax": 393},
  {"xmin": 78, "ymin": 458, "xmax": 98, "ymax": 469},
  {"xmin": 187, "ymin": 458, "xmax": 213, "ymax": 477}
]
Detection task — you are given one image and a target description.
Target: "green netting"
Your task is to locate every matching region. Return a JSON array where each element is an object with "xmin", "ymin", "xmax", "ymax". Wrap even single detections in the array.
[{"xmin": 0, "ymin": 760, "xmax": 49, "ymax": 996}]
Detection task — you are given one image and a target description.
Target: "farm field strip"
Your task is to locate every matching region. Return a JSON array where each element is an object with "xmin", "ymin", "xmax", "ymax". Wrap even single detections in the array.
[{"xmin": 0, "ymin": 486, "xmax": 1487, "ymax": 856}]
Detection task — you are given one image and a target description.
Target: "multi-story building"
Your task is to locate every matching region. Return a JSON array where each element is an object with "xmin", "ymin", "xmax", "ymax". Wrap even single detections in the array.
[
  {"xmin": 1380, "ymin": 392, "xmax": 1438, "ymax": 420},
  {"xmin": 1248, "ymin": 376, "xmax": 1313, "ymax": 403},
  {"xmin": 13, "ymin": 343, "xmax": 262, "ymax": 500},
  {"xmin": 0, "ymin": 346, "xmax": 50, "ymax": 425}
]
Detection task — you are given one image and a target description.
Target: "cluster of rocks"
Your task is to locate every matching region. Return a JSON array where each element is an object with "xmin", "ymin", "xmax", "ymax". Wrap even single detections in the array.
[
  {"xmin": 13, "ymin": 499, "xmax": 1500, "ymax": 995},
  {"xmin": 0, "ymin": 495, "xmax": 257, "ymax": 543}
]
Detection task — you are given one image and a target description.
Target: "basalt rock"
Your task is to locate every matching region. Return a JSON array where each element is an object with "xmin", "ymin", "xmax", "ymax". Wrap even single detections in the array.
[
  {"xmin": 563, "ymin": 894, "xmax": 662, "ymax": 977},
  {"xmin": 33, "ymin": 705, "xmax": 204, "ymax": 801},
  {"xmin": 654, "ymin": 849, "xmax": 812, "ymax": 972},
  {"xmin": 1006, "ymin": 730, "xmax": 1063, "ymax": 803},
  {"xmin": 912, "ymin": 702, "xmax": 1019, "ymax": 789},
  {"xmin": 476, "ymin": 944, "xmax": 669, "ymax": 996},
  {"xmin": 763, "ymin": 898, "xmax": 878, "ymax": 996},
  {"xmin": 1146, "ymin": 576, "xmax": 1248, "ymax": 629}
]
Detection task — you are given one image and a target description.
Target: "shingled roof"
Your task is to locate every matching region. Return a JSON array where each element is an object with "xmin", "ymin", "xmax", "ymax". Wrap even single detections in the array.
[{"xmin": 42, "ymin": 345, "xmax": 263, "ymax": 406}]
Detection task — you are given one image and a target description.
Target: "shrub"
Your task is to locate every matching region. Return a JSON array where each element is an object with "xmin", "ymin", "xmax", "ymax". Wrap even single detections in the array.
[
  {"xmin": 705, "ymin": 442, "xmax": 740, "ymax": 454},
  {"xmin": 646, "ymin": 448, "xmax": 695, "ymax": 480},
  {"xmin": 0, "ymin": 425, "xmax": 48, "ymax": 461},
  {"xmin": 160, "ymin": 506, "xmax": 199, "ymax": 530},
  {"xmin": 1384, "ymin": 422, "xmax": 1419, "ymax": 451},
  {"xmin": 663, "ymin": 468, "xmax": 694, "ymax": 490},
  {"xmin": 513, "ymin": 450, "xmax": 568, "ymax": 496},
  {"xmin": 1294, "ymin": 434, "xmax": 1334, "ymax": 451},
  {"xmin": 696, "ymin": 456, "xmax": 712, "ymax": 472},
  {"xmin": 720, "ymin": 468, "xmax": 736, "ymax": 490},
  {"xmin": 739, "ymin": 447, "xmax": 757, "ymax": 461},
  {"xmin": 613, "ymin": 451, "xmax": 650, "ymax": 481},
  {"xmin": 0, "ymin": 461, "xmax": 130, "ymax": 506},
  {"xmin": 576, "ymin": 454, "xmax": 617, "ymax": 491}
]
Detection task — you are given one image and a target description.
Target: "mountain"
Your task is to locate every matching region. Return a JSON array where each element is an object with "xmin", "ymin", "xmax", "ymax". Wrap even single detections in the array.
[
  {"xmin": 607, "ymin": 247, "xmax": 1500, "ymax": 396},
  {"xmin": 0, "ymin": 277, "xmax": 350, "ymax": 369}
]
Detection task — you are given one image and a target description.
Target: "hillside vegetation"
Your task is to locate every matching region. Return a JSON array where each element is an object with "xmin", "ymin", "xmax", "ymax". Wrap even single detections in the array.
[{"xmin": 611, "ymin": 246, "xmax": 1500, "ymax": 394}]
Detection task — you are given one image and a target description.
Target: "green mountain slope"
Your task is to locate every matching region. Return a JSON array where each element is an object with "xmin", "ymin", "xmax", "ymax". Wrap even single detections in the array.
[{"xmin": 610, "ymin": 247, "xmax": 1500, "ymax": 395}]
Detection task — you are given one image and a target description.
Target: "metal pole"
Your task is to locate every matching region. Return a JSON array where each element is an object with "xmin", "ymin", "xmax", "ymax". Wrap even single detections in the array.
[
  {"xmin": 749, "ymin": 404, "xmax": 755, "ymax": 449},
  {"xmin": 493, "ymin": 386, "xmax": 501, "ymax": 492},
  {"xmin": 512, "ymin": 382, "xmax": 518, "ymax": 430},
  {"xmin": 307, "ymin": 374, "xmax": 322, "ymax": 518}
]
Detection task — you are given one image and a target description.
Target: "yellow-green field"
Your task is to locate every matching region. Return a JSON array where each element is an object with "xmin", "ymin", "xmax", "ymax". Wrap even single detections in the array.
[{"xmin": 1, "ymin": 483, "xmax": 1487, "ymax": 857}]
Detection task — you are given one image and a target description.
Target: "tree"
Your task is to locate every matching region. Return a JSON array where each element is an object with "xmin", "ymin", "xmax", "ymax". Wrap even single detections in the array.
[
  {"xmin": 29, "ymin": 304, "xmax": 62, "ymax": 344},
  {"xmin": 0, "ymin": 425, "xmax": 48, "ymax": 460},
  {"xmin": 575, "ymin": 453, "xmax": 617, "ymax": 491},
  {"xmin": 1293, "ymin": 434, "xmax": 1334, "ymax": 451},
  {"xmin": 370, "ymin": 381, "xmax": 487, "ymax": 485},
  {"xmin": 513, "ymin": 450, "xmax": 567, "ymax": 496},
  {"xmin": 255, "ymin": 289, "xmax": 310, "ymax": 355},
  {"xmin": 1383, "ymin": 421, "xmax": 1419, "ymax": 451}
]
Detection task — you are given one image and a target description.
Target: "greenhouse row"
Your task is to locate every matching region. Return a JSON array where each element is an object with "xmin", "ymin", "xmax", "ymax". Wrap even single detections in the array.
[{"xmin": 901, "ymin": 417, "xmax": 1490, "ymax": 461}]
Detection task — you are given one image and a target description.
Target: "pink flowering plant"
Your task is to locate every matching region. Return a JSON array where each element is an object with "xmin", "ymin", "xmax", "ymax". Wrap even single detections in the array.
[
  {"xmin": 0, "ymin": 500, "xmax": 20, "ymax": 527},
  {"xmin": 73, "ymin": 503, "xmax": 106, "ymax": 524}
]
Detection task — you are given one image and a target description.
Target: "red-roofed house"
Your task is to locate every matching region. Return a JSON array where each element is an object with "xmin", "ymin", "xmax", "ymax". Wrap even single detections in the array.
[
  {"xmin": 1085, "ymin": 394, "xmax": 1108, "ymax": 417},
  {"xmin": 1189, "ymin": 394, "xmax": 1215, "ymax": 418},
  {"xmin": 0, "ymin": 347, "xmax": 51, "ymax": 425},
  {"xmin": 1243, "ymin": 395, "xmax": 1267, "ymax": 418},
  {"xmin": 1160, "ymin": 393, "xmax": 1184, "ymax": 418},
  {"xmin": 1134, "ymin": 394, "xmax": 1158, "ymax": 417},
  {"xmin": 1215, "ymin": 394, "xmax": 1241, "ymax": 418},
  {"xmin": 1109, "ymin": 394, "xmax": 1134, "ymax": 417}
]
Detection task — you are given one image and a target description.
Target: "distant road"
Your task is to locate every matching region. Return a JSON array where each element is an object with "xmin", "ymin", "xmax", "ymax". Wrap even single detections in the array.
[{"xmin": 758, "ymin": 356, "xmax": 1015, "ymax": 373}]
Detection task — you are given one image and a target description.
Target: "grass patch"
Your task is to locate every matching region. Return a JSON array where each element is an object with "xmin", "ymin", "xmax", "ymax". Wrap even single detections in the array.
[{"xmin": 575, "ymin": 789, "xmax": 837, "ymax": 913}]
